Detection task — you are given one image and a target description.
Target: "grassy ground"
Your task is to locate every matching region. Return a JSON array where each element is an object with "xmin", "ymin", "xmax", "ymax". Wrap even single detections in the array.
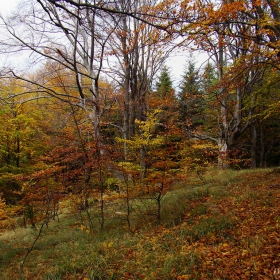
[{"xmin": 1, "ymin": 168, "xmax": 280, "ymax": 279}]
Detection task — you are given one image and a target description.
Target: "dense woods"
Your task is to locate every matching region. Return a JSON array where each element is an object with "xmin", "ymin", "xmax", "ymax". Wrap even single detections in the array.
[{"xmin": 0, "ymin": 0, "xmax": 280, "ymax": 278}]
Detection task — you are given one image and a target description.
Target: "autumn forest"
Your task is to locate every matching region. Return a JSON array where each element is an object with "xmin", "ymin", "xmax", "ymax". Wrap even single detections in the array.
[{"xmin": 0, "ymin": 0, "xmax": 280, "ymax": 279}]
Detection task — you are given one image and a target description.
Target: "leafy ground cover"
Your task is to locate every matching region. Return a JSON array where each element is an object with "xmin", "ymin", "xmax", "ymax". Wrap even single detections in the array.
[{"xmin": 1, "ymin": 168, "xmax": 280, "ymax": 279}]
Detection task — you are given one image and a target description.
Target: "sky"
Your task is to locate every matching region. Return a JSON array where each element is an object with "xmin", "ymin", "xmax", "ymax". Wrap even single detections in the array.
[
  {"xmin": 0, "ymin": 0, "xmax": 18, "ymax": 14},
  {"xmin": 0, "ymin": 0, "xmax": 24, "ymax": 68},
  {"xmin": 0, "ymin": 0, "xmax": 208, "ymax": 89}
]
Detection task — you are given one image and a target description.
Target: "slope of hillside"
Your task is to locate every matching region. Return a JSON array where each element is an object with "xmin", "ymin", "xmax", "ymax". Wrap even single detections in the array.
[{"xmin": 1, "ymin": 168, "xmax": 280, "ymax": 279}]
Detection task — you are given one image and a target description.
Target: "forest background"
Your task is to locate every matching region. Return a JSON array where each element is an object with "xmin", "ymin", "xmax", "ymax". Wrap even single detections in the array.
[{"xmin": 0, "ymin": 0, "xmax": 280, "ymax": 278}]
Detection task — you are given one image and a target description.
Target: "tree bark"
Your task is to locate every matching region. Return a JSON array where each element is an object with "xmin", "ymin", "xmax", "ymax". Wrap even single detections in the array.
[{"xmin": 251, "ymin": 123, "xmax": 257, "ymax": 168}]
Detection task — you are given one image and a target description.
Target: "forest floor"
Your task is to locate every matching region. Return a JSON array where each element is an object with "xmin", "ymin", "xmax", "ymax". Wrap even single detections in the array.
[{"xmin": 1, "ymin": 168, "xmax": 280, "ymax": 279}]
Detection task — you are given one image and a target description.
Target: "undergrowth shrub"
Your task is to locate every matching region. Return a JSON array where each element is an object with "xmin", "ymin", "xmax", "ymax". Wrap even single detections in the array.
[{"xmin": 1, "ymin": 168, "xmax": 279, "ymax": 280}]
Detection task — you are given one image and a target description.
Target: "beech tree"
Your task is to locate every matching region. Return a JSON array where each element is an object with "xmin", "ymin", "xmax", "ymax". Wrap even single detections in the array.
[
  {"xmin": 0, "ymin": 0, "xmax": 179, "ymax": 230},
  {"xmin": 175, "ymin": 0, "xmax": 280, "ymax": 168},
  {"xmin": 105, "ymin": 0, "xmax": 175, "ymax": 148},
  {"xmin": 8, "ymin": 0, "xmax": 114, "ymax": 136},
  {"xmin": 0, "ymin": 0, "xmax": 279, "ymax": 214},
  {"xmin": 1, "ymin": 0, "xmax": 122, "ymax": 227},
  {"xmin": 0, "ymin": 78, "xmax": 43, "ymax": 203},
  {"xmin": 0, "ymin": 0, "xmax": 174, "ymax": 158}
]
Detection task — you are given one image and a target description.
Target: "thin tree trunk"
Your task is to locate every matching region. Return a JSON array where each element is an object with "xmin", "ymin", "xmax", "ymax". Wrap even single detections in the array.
[
  {"xmin": 251, "ymin": 123, "xmax": 257, "ymax": 168},
  {"xmin": 259, "ymin": 122, "xmax": 265, "ymax": 168}
]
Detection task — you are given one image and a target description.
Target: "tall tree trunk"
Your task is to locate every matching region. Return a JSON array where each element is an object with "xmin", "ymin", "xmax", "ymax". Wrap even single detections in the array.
[
  {"xmin": 251, "ymin": 123, "xmax": 257, "ymax": 168},
  {"xmin": 16, "ymin": 135, "xmax": 20, "ymax": 168},
  {"xmin": 259, "ymin": 121, "xmax": 265, "ymax": 168},
  {"xmin": 217, "ymin": 31, "xmax": 230, "ymax": 168}
]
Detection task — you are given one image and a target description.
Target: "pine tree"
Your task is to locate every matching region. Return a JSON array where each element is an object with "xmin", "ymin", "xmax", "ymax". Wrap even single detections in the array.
[
  {"xmin": 178, "ymin": 59, "xmax": 203, "ymax": 129},
  {"xmin": 155, "ymin": 65, "xmax": 173, "ymax": 98},
  {"xmin": 200, "ymin": 62, "xmax": 219, "ymax": 135},
  {"xmin": 201, "ymin": 62, "xmax": 218, "ymax": 96}
]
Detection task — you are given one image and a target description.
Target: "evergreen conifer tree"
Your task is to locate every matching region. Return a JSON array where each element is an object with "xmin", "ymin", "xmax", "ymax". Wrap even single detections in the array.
[
  {"xmin": 201, "ymin": 62, "xmax": 218, "ymax": 96},
  {"xmin": 155, "ymin": 65, "xmax": 173, "ymax": 98},
  {"xmin": 178, "ymin": 59, "xmax": 203, "ymax": 129}
]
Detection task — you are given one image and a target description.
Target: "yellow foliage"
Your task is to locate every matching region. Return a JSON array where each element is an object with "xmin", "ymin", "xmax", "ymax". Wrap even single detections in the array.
[
  {"xmin": 0, "ymin": 194, "xmax": 8, "ymax": 221},
  {"xmin": 0, "ymin": 194, "xmax": 15, "ymax": 230},
  {"xmin": 118, "ymin": 161, "xmax": 144, "ymax": 172},
  {"xmin": 116, "ymin": 109, "xmax": 164, "ymax": 149}
]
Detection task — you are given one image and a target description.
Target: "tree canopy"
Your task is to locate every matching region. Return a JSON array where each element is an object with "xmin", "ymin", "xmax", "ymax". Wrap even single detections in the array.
[{"xmin": 0, "ymin": 0, "xmax": 279, "ymax": 236}]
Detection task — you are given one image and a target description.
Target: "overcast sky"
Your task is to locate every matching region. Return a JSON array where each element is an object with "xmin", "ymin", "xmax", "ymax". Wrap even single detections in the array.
[
  {"xmin": 0, "ymin": 0, "xmax": 18, "ymax": 14},
  {"xmin": 0, "ymin": 0, "xmax": 208, "ymax": 88}
]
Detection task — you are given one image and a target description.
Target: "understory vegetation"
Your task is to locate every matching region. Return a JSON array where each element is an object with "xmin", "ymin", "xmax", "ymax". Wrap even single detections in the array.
[
  {"xmin": 1, "ymin": 168, "xmax": 280, "ymax": 280},
  {"xmin": 0, "ymin": 1, "xmax": 280, "ymax": 279}
]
